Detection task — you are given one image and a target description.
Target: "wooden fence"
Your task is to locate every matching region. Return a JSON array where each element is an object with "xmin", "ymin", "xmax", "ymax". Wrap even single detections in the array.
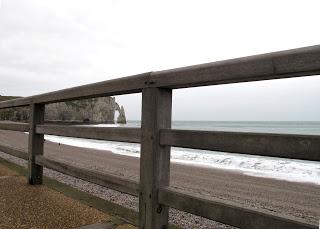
[{"xmin": 0, "ymin": 45, "xmax": 319, "ymax": 229}]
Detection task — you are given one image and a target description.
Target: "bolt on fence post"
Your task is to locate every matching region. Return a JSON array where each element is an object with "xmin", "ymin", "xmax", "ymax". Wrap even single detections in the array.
[
  {"xmin": 28, "ymin": 103, "xmax": 45, "ymax": 185},
  {"xmin": 139, "ymin": 87, "xmax": 172, "ymax": 229}
]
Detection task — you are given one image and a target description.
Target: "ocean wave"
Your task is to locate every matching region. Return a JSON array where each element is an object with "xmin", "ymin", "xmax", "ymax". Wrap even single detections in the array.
[{"xmin": 44, "ymin": 134, "xmax": 320, "ymax": 185}]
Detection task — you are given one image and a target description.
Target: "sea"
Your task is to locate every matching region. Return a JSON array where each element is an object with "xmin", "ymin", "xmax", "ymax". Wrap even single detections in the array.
[{"xmin": 44, "ymin": 121, "xmax": 320, "ymax": 185}]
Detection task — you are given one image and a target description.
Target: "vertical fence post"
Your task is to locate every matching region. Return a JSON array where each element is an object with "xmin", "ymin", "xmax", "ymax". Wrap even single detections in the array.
[
  {"xmin": 28, "ymin": 103, "xmax": 45, "ymax": 185},
  {"xmin": 139, "ymin": 87, "xmax": 172, "ymax": 229}
]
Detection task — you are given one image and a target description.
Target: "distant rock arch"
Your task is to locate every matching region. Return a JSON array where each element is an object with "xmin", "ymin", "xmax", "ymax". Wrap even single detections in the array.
[{"xmin": 115, "ymin": 103, "xmax": 127, "ymax": 124}]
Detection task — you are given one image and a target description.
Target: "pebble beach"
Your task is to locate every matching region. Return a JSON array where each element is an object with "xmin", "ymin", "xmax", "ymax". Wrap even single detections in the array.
[{"xmin": 0, "ymin": 130, "xmax": 319, "ymax": 228}]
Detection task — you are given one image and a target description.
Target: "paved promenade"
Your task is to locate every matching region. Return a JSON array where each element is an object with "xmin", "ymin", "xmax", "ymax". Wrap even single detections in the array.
[{"xmin": 0, "ymin": 162, "xmax": 136, "ymax": 229}]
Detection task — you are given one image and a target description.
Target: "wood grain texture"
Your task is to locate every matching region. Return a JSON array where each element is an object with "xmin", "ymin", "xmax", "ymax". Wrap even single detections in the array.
[
  {"xmin": 1, "ymin": 45, "xmax": 319, "ymax": 109},
  {"xmin": 151, "ymin": 45, "xmax": 320, "ymax": 89},
  {"xmin": 160, "ymin": 129, "xmax": 320, "ymax": 161},
  {"xmin": 159, "ymin": 187, "xmax": 317, "ymax": 229},
  {"xmin": 0, "ymin": 122, "xmax": 29, "ymax": 132},
  {"xmin": 36, "ymin": 125, "xmax": 141, "ymax": 143},
  {"xmin": 139, "ymin": 88, "xmax": 172, "ymax": 229},
  {"xmin": 35, "ymin": 155, "xmax": 139, "ymax": 196},
  {"xmin": 28, "ymin": 104, "xmax": 45, "ymax": 185},
  {"xmin": 0, "ymin": 144, "xmax": 28, "ymax": 160},
  {"xmin": 0, "ymin": 72, "xmax": 150, "ymax": 109}
]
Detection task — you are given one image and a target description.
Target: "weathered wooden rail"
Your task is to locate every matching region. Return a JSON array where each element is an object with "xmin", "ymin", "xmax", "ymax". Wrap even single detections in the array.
[{"xmin": 0, "ymin": 45, "xmax": 319, "ymax": 229}]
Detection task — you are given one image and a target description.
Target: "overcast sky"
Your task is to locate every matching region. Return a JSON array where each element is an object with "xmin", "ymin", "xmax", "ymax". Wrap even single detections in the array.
[{"xmin": 0, "ymin": 0, "xmax": 319, "ymax": 121}]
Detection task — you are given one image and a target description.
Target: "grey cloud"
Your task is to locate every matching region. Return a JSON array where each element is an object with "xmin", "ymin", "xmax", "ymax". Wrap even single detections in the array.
[{"xmin": 0, "ymin": 0, "xmax": 319, "ymax": 121}]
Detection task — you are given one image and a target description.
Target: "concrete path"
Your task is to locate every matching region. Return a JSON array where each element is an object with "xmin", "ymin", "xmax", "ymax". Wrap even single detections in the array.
[{"xmin": 0, "ymin": 163, "xmax": 137, "ymax": 229}]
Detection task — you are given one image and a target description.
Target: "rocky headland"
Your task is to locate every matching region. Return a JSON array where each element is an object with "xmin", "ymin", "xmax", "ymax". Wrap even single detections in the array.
[{"xmin": 0, "ymin": 95, "xmax": 126, "ymax": 124}]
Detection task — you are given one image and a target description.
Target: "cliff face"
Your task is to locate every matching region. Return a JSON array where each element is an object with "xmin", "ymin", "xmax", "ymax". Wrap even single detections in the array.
[
  {"xmin": 0, "ymin": 96, "xmax": 29, "ymax": 122},
  {"xmin": 115, "ymin": 103, "xmax": 127, "ymax": 124},
  {"xmin": 45, "ymin": 97, "xmax": 118, "ymax": 123},
  {"xmin": 0, "ymin": 96, "xmax": 126, "ymax": 124}
]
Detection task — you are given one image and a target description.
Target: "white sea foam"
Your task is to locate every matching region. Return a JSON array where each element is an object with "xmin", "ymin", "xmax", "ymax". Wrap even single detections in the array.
[{"xmin": 45, "ymin": 133, "xmax": 320, "ymax": 185}]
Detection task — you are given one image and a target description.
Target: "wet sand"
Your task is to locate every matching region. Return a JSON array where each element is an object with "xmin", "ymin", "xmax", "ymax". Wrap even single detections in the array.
[{"xmin": 0, "ymin": 130, "xmax": 319, "ymax": 227}]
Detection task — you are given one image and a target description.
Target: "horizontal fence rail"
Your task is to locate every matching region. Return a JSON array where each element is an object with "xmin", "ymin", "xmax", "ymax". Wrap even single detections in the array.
[
  {"xmin": 0, "ymin": 143, "xmax": 139, "ymax": 196},
  {"xmin": 0, "ymin": 143, "xmax": 28, "ymax": 160},
  {"xmin": 0, "ymin": 45, "xmax": 319, "ymax": 109},
  {"xmin": 0, "ymin": 72, "xmax": 150, "ymax": 109},
  {"xmin": 151, "ymin": 45, "xmax": 320, "ymax": 89},
  {"xmin": 35, "ymin": 155, "xmax": 139, "ymax": 196},
  {"xmin": 0, "ymin": 121, "xmax": 29, "ymax": 132},
  {"xmin": 160, "ymin": 129, "xmax": 320, "ymax": 161},
  {"xmin": 0, "ymin": 45, "xmax": 319, "ymax": 229},
  {"xmin": 159, "ymin": 187, "xmax": 317, "ymax": 229},
  {"xmin": 36, "ymin": 125, "xmax": 141, "ymax": 143}
]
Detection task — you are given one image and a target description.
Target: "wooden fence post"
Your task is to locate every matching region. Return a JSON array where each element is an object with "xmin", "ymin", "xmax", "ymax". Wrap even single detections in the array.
[
  {"xmin": 28, "ymin": 103, "xmax": 45, "ymax": 185},
  {"xmin": 139, "ymin": 87, "xmax": 172, "ymax": 229}
]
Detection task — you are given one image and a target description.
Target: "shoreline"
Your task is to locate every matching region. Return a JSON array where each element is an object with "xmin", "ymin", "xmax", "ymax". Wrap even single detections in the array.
[
  {"xmin": 43, "ymin": 131, "xmax": 320, "ymax": 186},
  {"xmin": 170, "ymin": 159, "xmax": 320, "ymax": 186},
  {"xmin": 0, "ymin": 130, "xmax": 319, "ymax": 227}
]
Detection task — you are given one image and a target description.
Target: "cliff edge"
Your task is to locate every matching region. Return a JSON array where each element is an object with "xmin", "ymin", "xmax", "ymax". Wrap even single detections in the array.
[{"xmin": 0, "ymin": 95, "xmax": 126, "ymax": 124}]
